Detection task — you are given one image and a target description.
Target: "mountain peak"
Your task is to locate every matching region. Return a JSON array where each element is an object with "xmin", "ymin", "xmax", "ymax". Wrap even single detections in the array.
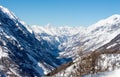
[
  {"xmin": 88, "ymin": 14, "xmax": 120, "ymax": 31},
  {"xmin": 109, "ymin": 14, "xmax": 120, "ymax": 18},
  {"xmin": 107, "ymin": 14, "xmax": 120, "ymax": 21},
  {"xmin": 0, "ymin": 5, "xmax": 17, "ymax": 20},
  {"xmin": 97, "ymin": 14, "xmax": 120, "ymax": 25}
]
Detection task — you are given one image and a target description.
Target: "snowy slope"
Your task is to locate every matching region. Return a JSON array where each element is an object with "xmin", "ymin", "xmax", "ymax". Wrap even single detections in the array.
[
  {"xmin": 83, "ymin": 69, "xmax": 120, "ymax": 77},
  {"xmin": 83, "ymin": 14, "xmax": 120, "ymax": 51}
]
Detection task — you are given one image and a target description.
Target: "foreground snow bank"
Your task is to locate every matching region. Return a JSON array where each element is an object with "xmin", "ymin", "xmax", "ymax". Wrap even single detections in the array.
[{"xmin": 83, "ymin": 69, "xmax": 120, "ymax": 77}]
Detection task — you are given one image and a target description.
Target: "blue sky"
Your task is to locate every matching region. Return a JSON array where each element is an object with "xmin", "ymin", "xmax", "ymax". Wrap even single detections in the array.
[{"xmin": 0, "ymin": 0, "xmax": 120, "ymax": 27}]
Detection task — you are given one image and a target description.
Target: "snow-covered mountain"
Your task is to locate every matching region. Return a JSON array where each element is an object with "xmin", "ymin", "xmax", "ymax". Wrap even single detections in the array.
[
  {"xmin": 0, "ymin": 5, "xmax": 120, "ymax": 77},
  {"xmin": 0, "ymin": 6, "xmax": 72, "ymax": 77},
  {"xmin": 32, "ymin": 14, "xmax": 120, "ymax": 60}
]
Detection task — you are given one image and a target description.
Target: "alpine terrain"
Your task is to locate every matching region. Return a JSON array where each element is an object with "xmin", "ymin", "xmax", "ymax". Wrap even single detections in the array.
[{"xmin": 0, "ymin": 5, "xmax": 120, "ymax": 77}]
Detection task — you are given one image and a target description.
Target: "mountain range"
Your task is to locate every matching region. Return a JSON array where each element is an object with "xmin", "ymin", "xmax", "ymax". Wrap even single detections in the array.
[
  {"xmin": 32, "ymin": 14, "xmax": 120, "ymax": 60},
  {"xmin": 0, "ymin": 6, "xmax": 120, "ymax": 77}
]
